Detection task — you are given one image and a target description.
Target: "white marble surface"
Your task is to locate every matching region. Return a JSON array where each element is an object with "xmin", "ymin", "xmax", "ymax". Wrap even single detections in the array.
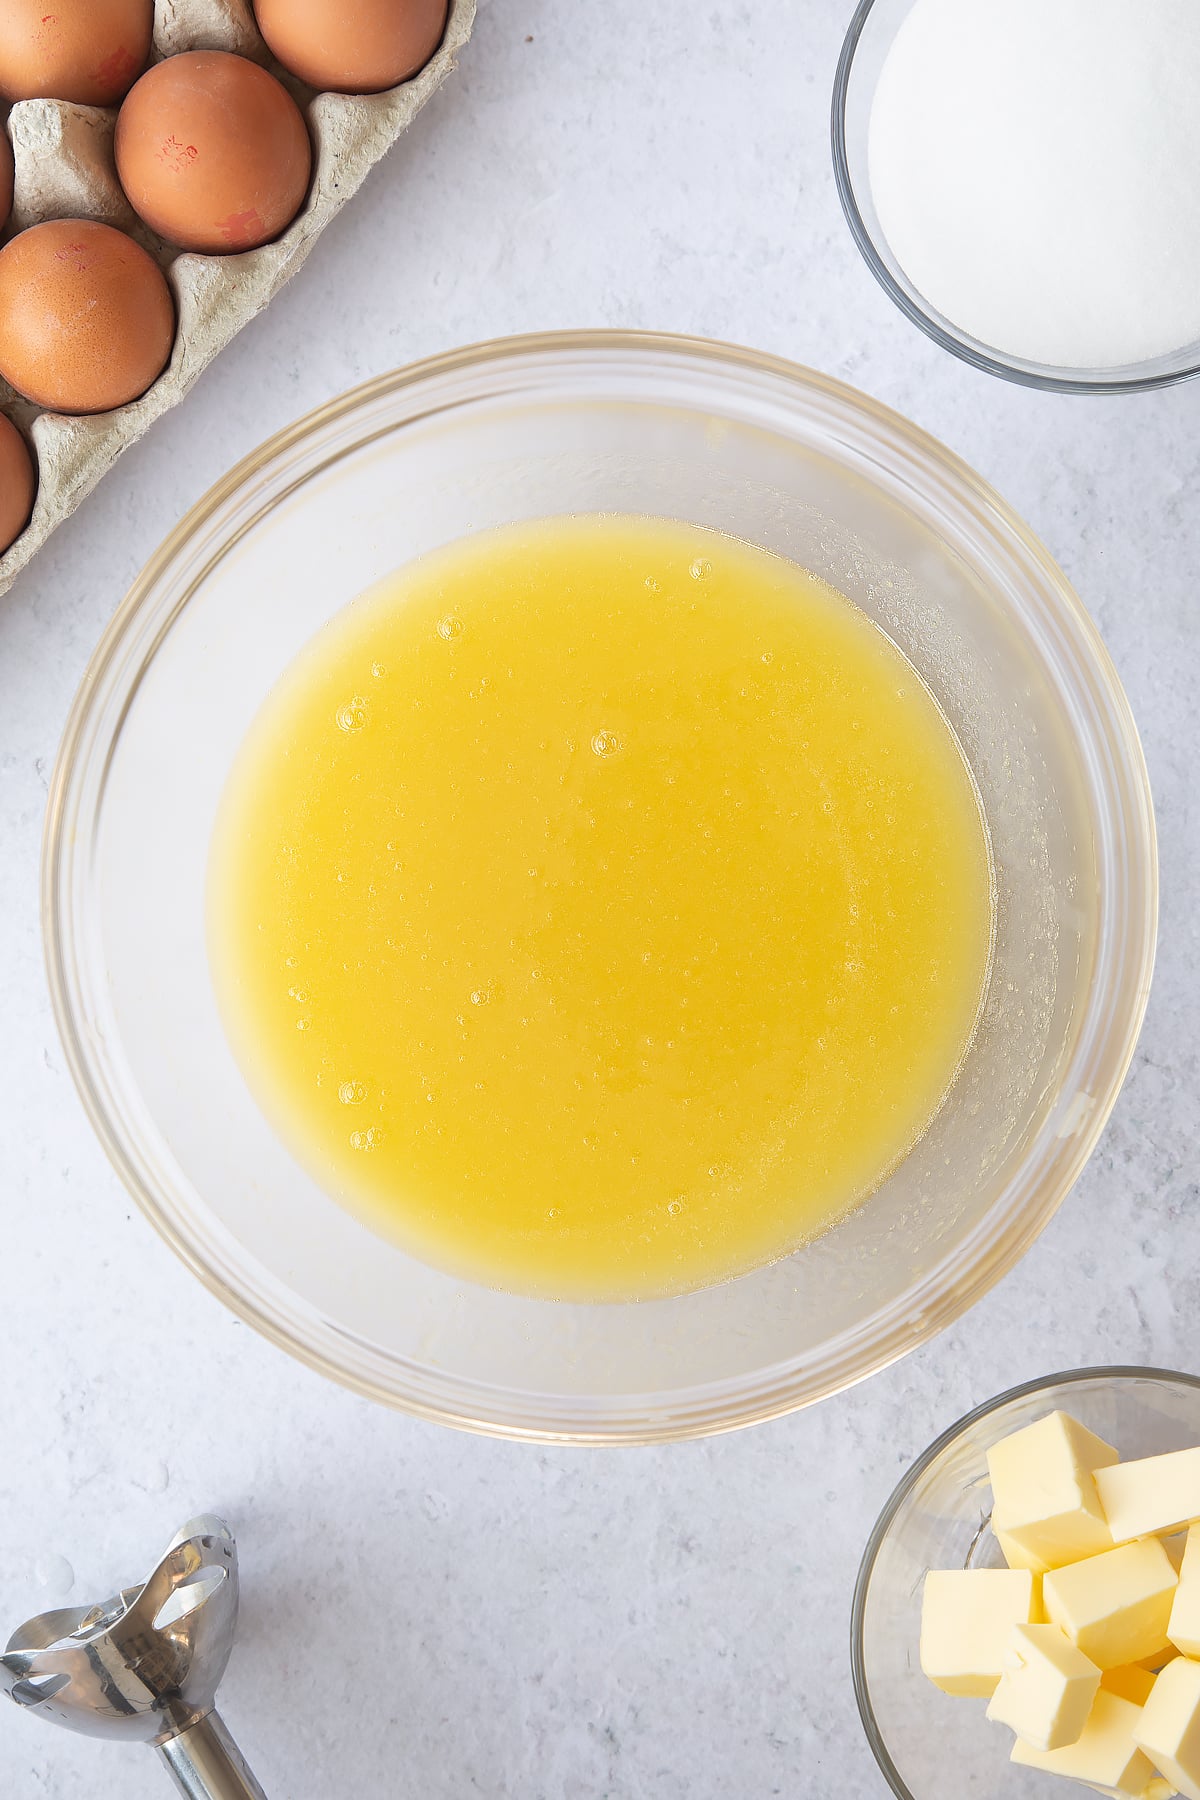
[{"xmin": 1, "ymin": 2, "xmax": 1197, "ymax": 1794}]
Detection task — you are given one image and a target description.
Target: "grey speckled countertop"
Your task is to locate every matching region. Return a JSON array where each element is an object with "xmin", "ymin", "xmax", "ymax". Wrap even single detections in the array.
[{"xmin": 1, "ymin": 3, "xmax": 1196, "ymax": 1794}]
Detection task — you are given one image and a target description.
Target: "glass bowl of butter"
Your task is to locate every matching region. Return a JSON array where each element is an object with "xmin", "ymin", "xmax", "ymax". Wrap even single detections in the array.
[
  {"xmin": 43, "ymin": 333, "xmax": 1156, "ymax": 1441},
  {"xmin": 854, "ymin": 1368, "xmax": 1200, "ymax": 1798}
]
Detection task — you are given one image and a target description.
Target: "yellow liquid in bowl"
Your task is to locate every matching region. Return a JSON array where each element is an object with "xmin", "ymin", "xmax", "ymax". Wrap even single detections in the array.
[{"xmin": 209, "ymin": 516, "xmax": 993, "ymax": 1300}]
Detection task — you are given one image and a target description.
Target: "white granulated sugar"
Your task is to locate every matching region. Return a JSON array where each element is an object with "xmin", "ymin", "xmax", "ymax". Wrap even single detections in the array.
[{"xmin": 867, "ymin": 0, "xmax": 1200, "ymax": 370}]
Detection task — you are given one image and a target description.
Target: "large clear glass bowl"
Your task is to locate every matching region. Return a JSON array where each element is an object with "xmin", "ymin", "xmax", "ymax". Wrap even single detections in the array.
[
  {"xmin": 42, "ymin": 331, "xmax": 1157, "ymax": 1442},
  {"xmin": 853, "ymin": 1368, "xmax": 1200, "ymax": 1797},
  {"xmin": 832, "ymin": 0, "xmax": 1200, "ymax": 393}
]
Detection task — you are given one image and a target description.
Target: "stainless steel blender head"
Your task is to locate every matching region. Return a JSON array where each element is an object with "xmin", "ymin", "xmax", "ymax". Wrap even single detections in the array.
[{"xmin": 1, "ymin": 1515, "xmax": 266, "ymax": 1799}]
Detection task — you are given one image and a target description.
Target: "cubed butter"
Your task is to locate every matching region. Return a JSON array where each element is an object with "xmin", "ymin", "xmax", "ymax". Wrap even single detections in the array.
[
  {"xmin": 1044, "ymin": 1539, "xmax": 1178, "ymax": 1670},
  {"xmin": 988, "ymin": 1411, "xmax": 1119, "ymax": 1568},
  {"xmin": 1135, "ymin": 1655, "xmax": 1200, "ymax": 1800},
  {"xmin": 1098, "ymin": 1450, "xmax": 1200, "ymax": 1544},
  {"xmin": 995, "ymin": 1526, "xmax": 1051, "ymax": 1575},
  {"xmin": 920, "ymin": 1568, "xmax": 1037, "ymax": 1697},
  {"xmin": 1170, "ymin": 1529, "xmax": 1200, "ymax": 1658},
  {"xmin": 1012, "ymin": 1690, "xmax": 1158, "ymax": 1794},
  {"xmin": 1103, "ymin": 1666, "xmax": 1159, "ymax": 1706},
  {"xmin": 986, "ymin": 1622, "xmax": 1101, "ymax": 1749}
]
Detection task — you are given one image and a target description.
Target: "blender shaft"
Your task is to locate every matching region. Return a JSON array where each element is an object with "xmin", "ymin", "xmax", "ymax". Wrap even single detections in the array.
[{"xmin": 157, "ymin": 1711, "xmax": 268, "ymax": 1800}]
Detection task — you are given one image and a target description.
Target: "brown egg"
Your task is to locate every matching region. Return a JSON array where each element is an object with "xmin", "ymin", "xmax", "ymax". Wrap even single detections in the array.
[
  {"xmin": 0, "ymin": 125, "xmax": 11, "ymax": 235},
  {"xmin": 0, "ymin": 412, "xmax": 34, "ymax": 553},
  {"xmin": 115, "ymin": 52, "xmax": 312, "ymax": 255},
  {"xmin": 0, "ymin": 219, "xmax": 174, "ymax": 414},
  {"xmin": 0, "ymin": 0, "xmax": 153, "ymax": 107},
  {"xmin": 253, "ymin": 0, "xmax": 449, "ymax": 94}
]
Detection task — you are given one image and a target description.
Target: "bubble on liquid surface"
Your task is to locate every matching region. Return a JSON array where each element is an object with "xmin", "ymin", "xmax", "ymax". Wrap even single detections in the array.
[
  {"xmin": 350, "ymin": 1126, "xmax": 382, "ymax": 1152},
  {"xmin": 591, "ymin": 730, "xmax": 621, "ymax": 758},
  {"xmin": 336, "ymin": 696, "xmax": 369, "ymax": 733},
  {"xmin": 644, "ymin": 574, "xmax": 661, "ymax": 593},
  {"xmin": 470, "ymin": 986, "xmax": 491, "ymax": 1006},
  {"xmin": 338, "ymin": 1080, "xmax": 367, "ymax": 1105},
  {"xmin": 371, "ymin": 661, "xmax": 387, "ymax": 679},
  {"xmin": 437, "ymin": 615, "xmax": 464, "ymax": 641},
  {"xmin": 689, "ymin": 556, "xmax": 713, "ymax": 581},
  {"xmin": 666, "ymin": 1198, "xmax": 684, "ymax": 1218}
]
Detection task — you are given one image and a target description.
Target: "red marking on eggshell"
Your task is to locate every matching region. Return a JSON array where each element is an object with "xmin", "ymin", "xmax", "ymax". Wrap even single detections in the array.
[
  {"xmin": 156, "ymin": 134, "xmax": 200, "ymax": 173},
  {"xmin": 97, "ymin": 46, "xmax": 136, "ymax": 85},
  {"xmin": 218, "ymin": 208, "xmax": 266, "ymax": 246},
  {"xmin": 52, "ymin": 240, "xmax": 91, "ymax": 272}
]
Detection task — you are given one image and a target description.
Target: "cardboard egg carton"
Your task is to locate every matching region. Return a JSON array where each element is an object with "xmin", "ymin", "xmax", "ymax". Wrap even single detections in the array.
[{"xmin": 0, "ymin": 0, "xmax": 475, "ymax": 596}]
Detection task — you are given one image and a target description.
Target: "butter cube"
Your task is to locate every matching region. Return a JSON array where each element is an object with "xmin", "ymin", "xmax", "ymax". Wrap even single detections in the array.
[
  {"xmin": 986, "ymin": 1623, "xmax": 1101, "ymax": 1749},
  {"xmin": 988, "ymin": 1411, "xmax": 1119, "ymax": 1568},
  {"xmin": 996, "ymin": 1526, "xmax": 1050, "ymax": 1575},
  {"xmin": 1098, "ymin": 1450, "xmax": 1200, "ymax": 1544},
  {"xmin": 1135, "ymin": 1655, "xmax": 1200, "ymax": 1800},
  {"xmin": 1044, "ymin": 1539, "xmax": 1178, "ymax": 1670},
  {"xmin": 1013, "ymin": 1690, "xmax": 1158, "ymax": 1794},
  {"xmin": 1103, "ymin": 1665, "xmax": 1159, "ymax": 1706},
  {"xmin": 920, "ymin": 1568, "xmax": 1037, "ymax": 1696},
  {"xmin": 1171, "ymin": 1529, "xmax": 1200, "ymax": 1658}
]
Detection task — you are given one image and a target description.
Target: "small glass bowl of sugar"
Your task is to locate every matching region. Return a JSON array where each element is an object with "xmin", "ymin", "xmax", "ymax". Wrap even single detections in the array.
[{"xmin": 833, "ymin": 0, "xmax": 1200, "ymax": 392}]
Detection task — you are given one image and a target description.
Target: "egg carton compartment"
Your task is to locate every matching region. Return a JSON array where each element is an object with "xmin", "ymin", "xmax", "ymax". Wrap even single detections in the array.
[{"xmin": 0, "ymin": 0, "xmax": 475, "ymax": 596}]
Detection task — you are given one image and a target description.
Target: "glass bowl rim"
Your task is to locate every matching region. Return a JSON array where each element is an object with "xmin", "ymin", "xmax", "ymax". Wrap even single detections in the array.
[
  {"xmin": 831, "ymin": 0, "xmax": 1200, "ymax": 396},
  {"xmin": 851, "ymin": 1364, "xmax": 1200, "ymax": 1798},
  {"xmin": 41, "ymin": 328, "xmax": 1159, "ymax": 1442}
]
